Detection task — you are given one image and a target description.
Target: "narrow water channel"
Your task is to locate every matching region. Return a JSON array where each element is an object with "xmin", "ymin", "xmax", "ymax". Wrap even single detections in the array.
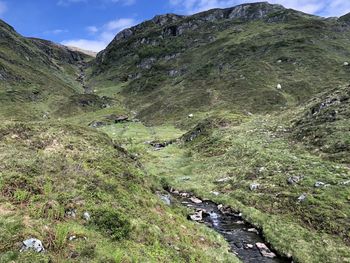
[{"xmin": 164, "ymin": 191, "xmax": 292, "ymax": 263}]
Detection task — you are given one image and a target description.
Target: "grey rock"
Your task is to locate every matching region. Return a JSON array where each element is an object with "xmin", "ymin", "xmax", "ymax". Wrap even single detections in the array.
[
  {"xmin": 287, "ymin": 176, "xmax": 302, "ymax": 185},
  {"xmin": 315, "ymin": 181, "xmax": 326, "ymax": 188},
  {"xmin": 190, "ymin": 197, "xmax": 202, "ymax": 204},
  {"xmin": 20, "ymin": 238, "xmax": 44, "ymax": 253},
  {"xmin": 83, "ymin": 211, "xmax": 91, "ymax": 221},
  {"xmin": 297, "ymin": 193, "xmax": 307, "ymax": 202},
  {"xmin": 189, "ymin": 210, "xmax": 203, "ymax": 221},
  {"xmin": 215, "ymin": 177, "xmax": 231, "ymax": 183},
  {"xmin": 249, "ymin": 183, "xmax": 260, "ymax": 191},
  {"xmin": 159, "ymin": 194, "xmax": 171, "ymax": 205},
  {"xmin": 256, "ymin": 242, "xmax": 276, "ymax": 258},
  {"xmin": 65, "ymin": 209, "xmax": 77, "ymax": 218}
]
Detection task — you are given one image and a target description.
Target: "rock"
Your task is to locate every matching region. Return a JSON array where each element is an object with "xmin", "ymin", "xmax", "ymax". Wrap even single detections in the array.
[
  {"xmin": 315, "ymin": 181, "xmax": 326, "ymax": 188},
  {"xmin": 83, "ymin": 211, "xmax": 91, "ymax": 221},
  {"xmin": 276, "ymin": 83, "xmax": 282, "ymax": 90},
  {"xmin": 189, "ymin": 210, "xmax": 203, "ymax": 221},
  {"xmin": 137, "ymin": 57, "xmax": 156, "ymax": 69},
  {"xmin": 65, "ymin": 209, "xmax": 77, "ymax": 218},
  {"xmin": 89, "ymin": 121, "xmax": 105, "ymax": 128},
  {"xmin": 297, "ymin": 193, "xmax": 307, "ymax": 202},
  {"xmin": 180, "ymin": 192, "xmax": 190, "ymax": 198},
  {"xmin": 69, "ymin": 235, "xmax": 77, "ymax": 241},
  {"xmin": 20, "ymin": 238, "xmax": 45, "ymax": 253},
  {"xmin": 287, "ymin": 176, "xmax": 301, "ymax": 185},
  {"xmin": 277, "ymin": 59, "xmax": 282, "ymax": 63},
  {"xmin": 179, "ymin": 176, "xmax": 191, "ymax": 181},
  {"xmin": 247, "ymin": 228, "xmax": 259, "ymax": 234},
  {"xmin": 214, "ymin": 177, "xmax": 231, "ymax": 183},
  {"xmin": 105, "ymin": 114, "xmax": 129, "ymax": 123},
  {"xmin": 258, "ymin": 167, "xmax": 266, "ymax": 173},
  {"xmin": 210, "ymin": 191, "xmax": 220, "ymax": 196},
  {"xmin": 244, "ymin": 243, "xmax": 254, "ymax": 249},
  {"xmin": 256, "ymin": 242, "xmax": 276, "ymax": 258},
  {"xmin": 249, "ymin": 183, "xmax": 260, "ymax": 191},
  {"xmin": 190, "ymin": 197, "xmax": 202, "ymax": 204},
  {"xmin": 159, "ymin": 194, "xmax": 171, "ymax": 205},
  {"xmin": 344, "ymin": 62, "xmax": 349, "ymax": 66},
  {"xmin": 188, "ymin": 114, "xmax": 194, "ymax": 118},
  {"xmin": 341, "ymin": 180, "xmax": 350, "ymax": 185}
]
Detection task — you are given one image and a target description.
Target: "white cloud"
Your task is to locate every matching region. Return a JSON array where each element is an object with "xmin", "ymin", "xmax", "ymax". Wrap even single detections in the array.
[
  {"xmin": 86, "ymin": 26, "xmax": 98, "ymax": 34},
  {"xmin": 61, "ymin": 17, "xmax": 137, "ymax": 52},
  {"xmin": 168, "ymin": 0, "xmax": 350, "ymax": 17},
  {"xmin": 61, "ymin": 39, "xmax": 106, "ymax": 52},
  {"xmin": 0, "ymin": 1, "xmax": 7, "ymax": 16},
  {"xmin": 44, "ymin": 29, "xmax": 69, "ymax": 35}
]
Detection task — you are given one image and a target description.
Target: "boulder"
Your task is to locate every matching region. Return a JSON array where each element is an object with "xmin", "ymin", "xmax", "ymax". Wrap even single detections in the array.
[
  {"xmin": 20, "ymin": 238, "xmax": 44, "ymax": 253},
  {"xmin": 256, "ymin": 242, "xmax": 276, "ymax": 258},
  {"xmin": 190, "ymin": 197, "xmax": 202, "ymax": 204},
  {"xmin": 297, "ymin": 193, "xmax": 307, "ymax": 202},
  {"xmin": 189, "ymin": 210, "xmax": 203, "ymax": 221}
]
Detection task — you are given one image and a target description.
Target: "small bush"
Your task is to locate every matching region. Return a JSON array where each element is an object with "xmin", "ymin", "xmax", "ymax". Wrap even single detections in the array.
[{"xmin": 91, "ymin": 209, "xmax": 131, "ymax": 241}]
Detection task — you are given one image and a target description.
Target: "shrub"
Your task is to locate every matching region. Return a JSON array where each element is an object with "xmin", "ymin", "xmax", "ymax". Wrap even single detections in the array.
[{"xmin": 91, "ymin": 209, "xmax": 131, "ymax": 241}]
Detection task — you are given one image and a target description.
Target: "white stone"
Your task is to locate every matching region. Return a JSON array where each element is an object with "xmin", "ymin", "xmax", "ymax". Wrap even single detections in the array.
[
  {"xmin": 20, "ymin": 238, "xmax": 44, "ymax": 253},
  {"xmin": 276, "ymin": 84, "xmax": 282, "ymax": 89}
]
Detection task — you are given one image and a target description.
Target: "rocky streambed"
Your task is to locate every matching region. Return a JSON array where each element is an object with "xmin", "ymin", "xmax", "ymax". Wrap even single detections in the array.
[{"xmin": 162, "ymin": 189, "xmax": 292, "ymax": 263}]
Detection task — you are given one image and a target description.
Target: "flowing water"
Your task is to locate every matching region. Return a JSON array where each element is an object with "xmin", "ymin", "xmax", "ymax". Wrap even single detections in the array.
[{"xmin": 166, "ymin": 192, "xmax": 292, "ymax": 263}]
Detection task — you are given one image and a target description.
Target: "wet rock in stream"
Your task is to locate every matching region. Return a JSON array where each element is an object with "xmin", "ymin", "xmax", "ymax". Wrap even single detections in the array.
[{"xmin": 169, "ymin": 189, "xmax": 292, "ymax": 263}]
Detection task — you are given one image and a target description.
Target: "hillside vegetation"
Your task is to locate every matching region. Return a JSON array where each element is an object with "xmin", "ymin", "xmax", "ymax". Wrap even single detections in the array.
[{"xmin": 0, "ymin": 1, "xmax": 350, "ymax": 263}]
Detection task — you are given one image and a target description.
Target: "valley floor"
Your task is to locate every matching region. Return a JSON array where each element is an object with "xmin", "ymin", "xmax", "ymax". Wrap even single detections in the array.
[{"xmin": 99, "ymin": 110, "xmax": 350, "ymax": 263}]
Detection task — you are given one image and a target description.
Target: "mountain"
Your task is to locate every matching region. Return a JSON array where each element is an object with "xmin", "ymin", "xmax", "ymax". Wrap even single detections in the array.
[
  {"xmin": 89, "ymin": 2, "xmax": 350, "ymax": 124},
  {"xmin": 0, "ymin": 19, "xmax": 95, "ymax": 121},
  {"xmin": 1, "ymin": 2, "xmax": 350, "ymax": 263}
]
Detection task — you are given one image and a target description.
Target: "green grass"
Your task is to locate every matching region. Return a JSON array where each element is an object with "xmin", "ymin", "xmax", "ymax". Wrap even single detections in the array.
[
  {"xmin": 101, "ymin": 110, "xmax": 350, "ymax": 263},
  {"xmin": 0, "ymin": 121, "xmax": 237, "ymax": 263}
]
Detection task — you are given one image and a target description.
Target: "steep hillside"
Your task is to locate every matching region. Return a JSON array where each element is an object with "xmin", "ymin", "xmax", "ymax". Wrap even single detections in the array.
[
  {"xmin": 0, "ymin": 20, "xmax": 95, "ymax": 121},
  {"xmin": 89, "ymin": 2, "xmax": 350, "ymax": 124}
]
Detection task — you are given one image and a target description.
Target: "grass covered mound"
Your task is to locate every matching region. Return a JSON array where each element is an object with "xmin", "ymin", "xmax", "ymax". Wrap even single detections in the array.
[{"xmin": 0, "ymin": 122, "xmax": 236, "ymax": 262}]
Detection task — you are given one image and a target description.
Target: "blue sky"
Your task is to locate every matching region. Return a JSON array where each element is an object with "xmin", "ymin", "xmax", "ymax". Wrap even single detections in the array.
[{"xmin": 1, "ymin": 0, "xmax": 350, "ymax": 52}]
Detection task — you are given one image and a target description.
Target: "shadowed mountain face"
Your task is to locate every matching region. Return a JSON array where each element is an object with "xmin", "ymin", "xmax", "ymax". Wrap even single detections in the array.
[{"xmin": 89, "ymin": 2, "xmax": 350, "ymax": 123}]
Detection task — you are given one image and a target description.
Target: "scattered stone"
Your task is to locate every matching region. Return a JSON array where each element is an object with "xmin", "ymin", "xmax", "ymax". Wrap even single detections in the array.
[
  {"xmin": 314, "ymin": 181, "xmax": 326, "ymax": 188},
  {"xmin": 244, "ymin": 243, "xmax": 254, "ymax": 249},
  {"xmin": 277, "ymin": 59, "xmax": 282, "ymax": 63},
  {"xmin": 190, "ymin": 197, "xmax": 202, "ymax": 204},
  {"xmin": 105, "ymin": 114, "xmax": 129, "ymax": 123},
  {"xmin": 189, "ymin": 210, "xmax": 203, "ymax": 221},
  {"xmin": 65, "ymin": 209, "xmax": 77, "ymax": 218},
  {"xmin": 88, "ymin": 121, "xmax": 105, "ymax": 128},
  {"xmin": 188, "ymin": 114, "xmax": 194, "ymax": 118},
  {"xmin": 249, "ymin": 183, "xmax": 260, "ymax": 191},
  {"xmin": 69, "ymin": 235, "xmax": 77, "ymax": 241},
  {"xmin": 214, "ymin": 177, "xmax": 231, "ymax": 183},
  {"xmin": 235, "ymin": 220, "xmax": 245, "ymax": 225},
  {"xmin": 210, "ymin": 191, "xmax": 220, "ymax": 196},
  {"xmin": 276, "ymin": 83, "xmax": 282, "ymax": 90},
  {"xmin": 217, "ymin": 204, "xmax": 223, "ymax": 210},
  {"xmin": 256, "ymin": 242, "xmax": 276, "ymax": 258},
  {"xmin": 287, "ymin": 176, "xmax": 302, "ymax": 185},
  {"xmin": 20, "ymin": 238, "xmax": 44, "ymax": 253},
  {"xmin": 83, "ymin": 211, "xmax": 91, "ymax": 221},
  {"xmin": 344, "ymin": 62, "xmax": 349, "ymax": 66},
  {"xmin": 297, "ymin": 193, "xmax": 307, "ymax": 202},
  {"xmin": 180, "ymin": 192, "xmax": 190, "ymax": 198},
  {"xmin": 247, "ymin": 228, "xmax": 259, "ymax": 234},
  {"xmin": 179, "ymin": 176, "xmax": 191, "ymax": 181},
  {"xmin": 258, "ymin": 167, "xmax": 266, "ymax": 173},
  {"xmin": 159, "ymin": 194, "xmax": 171, "ymax": 205},
  {"xmin": 341, "ymin": 180, "xmax": 350, "ymax": 185}
]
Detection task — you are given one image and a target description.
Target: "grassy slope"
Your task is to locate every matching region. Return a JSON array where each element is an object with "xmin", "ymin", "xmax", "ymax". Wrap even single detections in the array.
[
  {"xmin": 98, "ymin": 108, "xmax": 350, "ymax": 263},
  {"xmin": 0, "ymin": 121, "xmax": 236, "ymax": 263}
]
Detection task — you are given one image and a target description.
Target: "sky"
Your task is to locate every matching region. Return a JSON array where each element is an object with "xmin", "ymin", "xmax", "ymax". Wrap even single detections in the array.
[{"xmin": 1, "ymin": 0, "xmax": 350, "ymax": 52}]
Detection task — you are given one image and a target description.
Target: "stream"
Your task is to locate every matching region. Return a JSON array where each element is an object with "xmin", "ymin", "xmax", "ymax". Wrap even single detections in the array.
[{"xmin": 163, "ymin": 190, "xmax": 292, "ymax": 263}]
